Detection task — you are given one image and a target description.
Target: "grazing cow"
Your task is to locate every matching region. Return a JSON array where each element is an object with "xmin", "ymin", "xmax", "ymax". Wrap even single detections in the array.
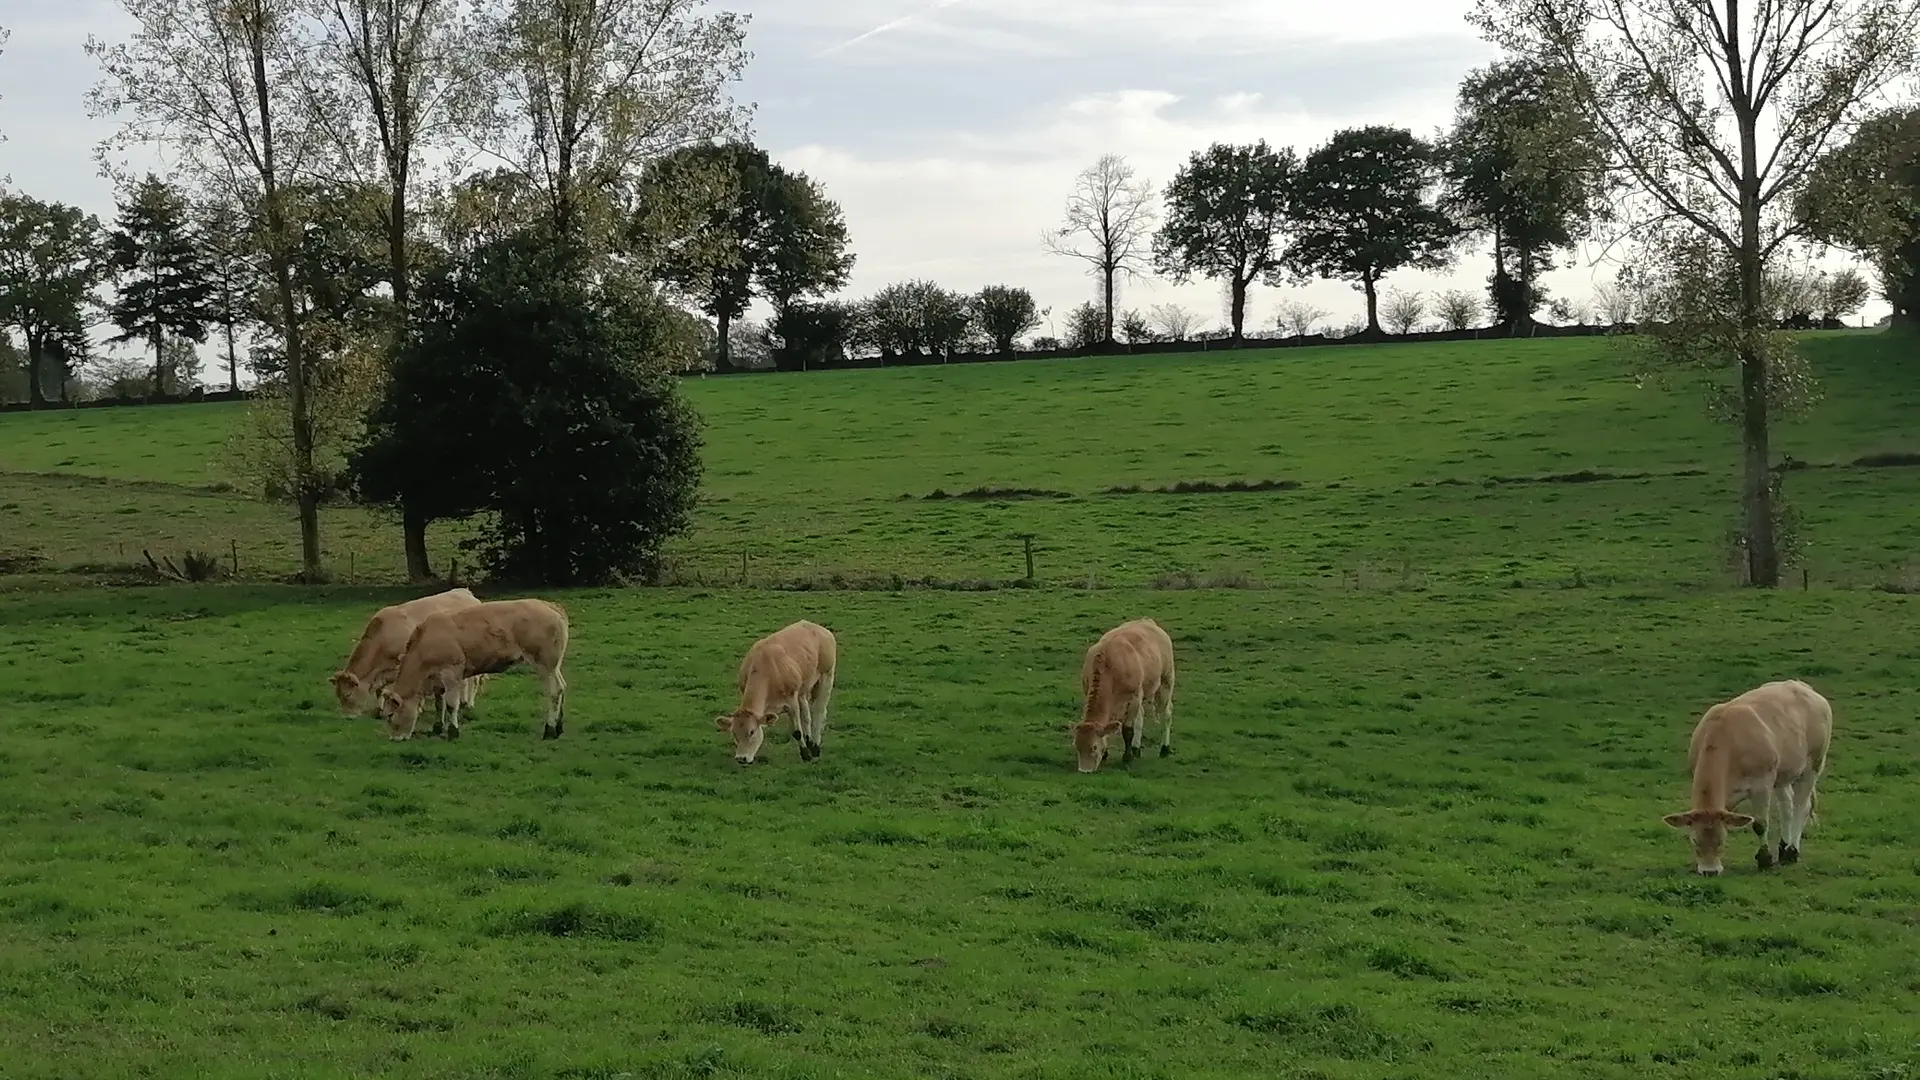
[
  {"xmin": 1071, "ymin": 618, "xmax": 1176, "ymax": 773},
  {"xmin": 330, "ymin": 588, "xmax": 489, "ymax": 734},
  {"xmin": 1663, "ymin": 679, "xmax": 1833, "ymax": 876},
  {"xmin": 379, "ymin": 599, "xmax": 569, "ymax": 741},
  {"xmin": 715, "ymin": 620, "xmax": 837, "ymax": 765}
]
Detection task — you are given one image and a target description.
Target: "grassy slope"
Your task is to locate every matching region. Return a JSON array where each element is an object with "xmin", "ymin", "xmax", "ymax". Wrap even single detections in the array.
[
  {"xmin": 0, "ymin": 333, "xmax": 1918, "ymax": 1078},
  {"xmin": 3, "ymin": 332, "xmax": 1918, "ymax": 587}
]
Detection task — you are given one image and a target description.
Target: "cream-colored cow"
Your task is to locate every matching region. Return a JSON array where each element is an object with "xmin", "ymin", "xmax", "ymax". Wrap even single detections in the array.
[
  {"xmin": 715, "ymin": 620, "xmax": 837, "ymax": 765},
  {"xmin": 330, "ymin": 588, "xmax": 488, "ymax": 734},
  {"xmin": 1663, "ymin": 679, "xmax": 1832, "ymax": 875},
  {"xmin": 380, "ymin": 599, "xmax": 569, "ymax": 741},
  {"xmin": 1071, "ymin": 618, "xmax": 1176, "ymax": 773}
]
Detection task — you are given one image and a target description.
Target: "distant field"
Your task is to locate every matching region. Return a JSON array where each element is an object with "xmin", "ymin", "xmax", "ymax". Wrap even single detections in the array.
[
  {"xmin": 1, "ymin": 333, "xmax": 1918, "ymax": 1078},
  {"xmin": 3, "ymin": 332, "xmax": 1919, "ymax": 588}
]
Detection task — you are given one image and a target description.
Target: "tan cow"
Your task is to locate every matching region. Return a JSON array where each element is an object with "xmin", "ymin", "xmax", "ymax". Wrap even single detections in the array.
[
  {"xmin": 1663, "ymin": 679, "xmax": 1833, "ymax": 876},
  {"xmin": 379, "ymin": 598, "xmax": 569, "ymax": 742},
  {"xmin": 1071, "ymin": 618, "xmax": 1176, "ymax": 773},
  {"xmin": 714, "ymin": 620, "xmax": 837, "ymax": 765},
  {"xmin": 330, "ymin": 588, "xmax": 489, "ymax": 734}
]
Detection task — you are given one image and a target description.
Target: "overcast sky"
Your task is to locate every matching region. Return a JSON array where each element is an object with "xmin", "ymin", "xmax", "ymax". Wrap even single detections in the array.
[{"xmin": 0, "ymin": 0, "xmax": 1888, "ymax": 358}]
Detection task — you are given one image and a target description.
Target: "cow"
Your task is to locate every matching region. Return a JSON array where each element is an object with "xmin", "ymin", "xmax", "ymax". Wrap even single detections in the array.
[
  {"xmin": 1663, "ymin": 679, "xmax": 1833, "ymax": 876},
  {"xmin": 379, "ymin": 598, "xmax": 569, "ymax": 742},
  {"xmin": 714, "ymin": 620, "xmax": 837, "ymax": 765},
  {"xmin": 1071, "ymin": 618, "xmax": 1176, "ymax": 773},
  {"xmin": 330, "ymin": 588, "xmax": 489, "ymax": 735}
]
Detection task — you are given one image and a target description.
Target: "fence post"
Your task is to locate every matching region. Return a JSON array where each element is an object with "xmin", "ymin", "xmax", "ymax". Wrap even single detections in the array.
[
  {"xmin": 1802, "ymin": 566, "xmax": 1809, "ymax": 591},
  {"xmin": 1018, "ymin": 534, "xmax": 1036, "ymax": 582}
]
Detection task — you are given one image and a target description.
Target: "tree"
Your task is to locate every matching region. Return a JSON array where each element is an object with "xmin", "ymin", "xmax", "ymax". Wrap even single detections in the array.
[
  {"xmin": 1271, "ymin": 298, "xmax": 1326, "ymax": 338},
  {"xmin": 1117, "ymin": 309, "xmax": 1155, "ymax": 344},
  {"xmin": 105, "ymin": 175, "xmax": 216, "ymax": 396},
  {"xmin": 643, "ymin": 143, "xmax": 853, "ymax": 371},
  {"xmin": 770, "ymin": 299, "xmax": 857, "ymax": 371},
  {"xmin": 352, "ymin": 229, "xmax": 703, "ymax": 585},
  {"xmin": 91, "ymin": 0, "xmax": 332, "ymax": 580},
  {"xmin": 1799, "ymin": 108, "xmax": 1920, "ymax": 327},
  {"xmin": 1435, "ymin": 288, "xmax": 1484, "ymax": 330},
  {"xmin": 1064, "ymin": 302, "xmax": 1105, "ymax": 349},
  {"xmin": 197, "ymin": 199, "xmax": 260, "ymax": 392},
  {"xmin": 860, "ymin": 280, "xmax": 972, "ymax": 358},
  {"xmin": 0, "ymin": 195, "xmax": 106, "ymax": 408},
  {"xmin": 1381, "ymin": 288, "xmax": 1427, "ymax": 334},
  {"xmin": 1153, "ymin": 141, "xmax": 1298, "ymax": 344},
  {"xmin": 472, "ymin": 0, "xmax": 750, "ymax": 244},
  {"xmin": 1283, "ymin": 126, "xmax": 1460, "ymax": 336},
  {"xmin": 1441, "ymin": 59, "xmax": 1606, "ymax": 328},
  {"xmin": 1473, "ymin": 0, "xmax": 1920, "ymax": 588},
  {"xmin": 1818, "ymin": 268, "xmax": 1874, "ymax": 324},
  {"xmin": 1149, "ymin": 302, "xmax": 1198, "ymax": 341},
  {"xmin": 972, "ymin": 285, "xmax": 1040, "ymax": 354},
  {"xmin": 160, "ymin": 333, "xmax": 205, "ymax": 389},
  {"xmin": 1044, "ymin": 154, "xmax": 1156, "ymax": 344}
]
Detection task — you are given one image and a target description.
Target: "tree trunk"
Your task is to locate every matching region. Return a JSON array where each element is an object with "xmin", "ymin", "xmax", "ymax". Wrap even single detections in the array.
[
  {"xmin": 1362, "ymin": 272, "xmax": 1382, "ymax": 336},
  {"xmin": 25, "ymin": 333, "xmax": 46, "ymax": 408},
  {"xmin": 249, "ymin": 3, "xmax": 322, "ymax": 582},
  {"xmin": 1102, "ymin": 263, "xmax": 1117, "ymax": 344},
  {"xmin": 226, "ymin": 322, "xmax": 239, "ymax": 393},
  {"xmin": 1730, "ymin": 9, "xmax": 1778, "ymax": 589},
  {"xmin": 152, "ymin": 326, "xmax": 167, "ymax": 397},
  {"xmin": 403, "ymin": 505, "xmax": 433, "ymax": 583},
  {"xmin": 1229, "ymin": 277, "xmax": 1248, "ymax": 345},
  {"xmin": 715, "ymin": 310, "xmax": 734, "ymax": 371}
]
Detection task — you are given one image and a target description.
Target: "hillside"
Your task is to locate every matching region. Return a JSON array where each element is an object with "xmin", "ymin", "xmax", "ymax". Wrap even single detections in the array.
[{"xmin": 1, "ymin": 332, "xmax": 1916, "ymax": 588}]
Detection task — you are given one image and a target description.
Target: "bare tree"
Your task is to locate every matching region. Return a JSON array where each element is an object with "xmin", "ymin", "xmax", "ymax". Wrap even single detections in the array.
[
  {"xmin": 1435, "ymin": 288, "xmax": 1484, "ymax": 330},
  {"xmin": 305, "ymin": 0, "xmax": 475, "ymax": 581},
  {"xmin": 471, "ymin": 0, "xmax": 751, "ymax": 244},
  {"xmin": 1148, "ymin": 302, "xmax": 1197, "ymax": 341},
  {"xmin": 90, "ymin": 0, "xmax": 330, "ymax": 580},
  {"xmin": 1044, "ymin": 154, "xmax": 1156, "ymax": 344},
  {"xmin": 1271, "ymin": 298, "xmax": 1327, "ymax": 338},
  {"xmin": 1381, "ymin": 288, "xmax": 1427, "ymax": 334},
  {"xmin": 1591, "ymin": 277, "xmax": 1642, "ymax": 325},
  {"xmin": 1473, "ymin": 0, "xmax": 1920, "ymax": 587}
]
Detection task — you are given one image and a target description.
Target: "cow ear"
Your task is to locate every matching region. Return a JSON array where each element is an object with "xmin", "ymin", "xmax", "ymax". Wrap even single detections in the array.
[
  {"xmin": 714, "ymin": 715, "xmax": 731, "ymax": 730},
  {"xmin": 1719, "ymin": 812, "xmax": 1755, "ymax": 829},
  {"xmin": 1662, "ymin": 812, "xmax": 1695, "ymax": 829},
  {"xmin": 1095, "ymin": 719, "xmax": 1122, "ymax": 735},
  {"xmin": 760, "ymin": 712, "xmax": 780, "ymax": 725}
]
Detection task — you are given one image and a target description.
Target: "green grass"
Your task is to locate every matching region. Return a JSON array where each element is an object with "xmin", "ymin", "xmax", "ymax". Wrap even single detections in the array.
[{"xmin": 1, "ymin": 332, "xmax": 1919, "ymax": 1077}]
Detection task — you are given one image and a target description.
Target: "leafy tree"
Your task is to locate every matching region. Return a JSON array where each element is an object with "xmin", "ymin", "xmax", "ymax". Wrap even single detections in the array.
[
  {"xmin": 196, "ymin": 199, "xmax": 260, "ymax": 392},
  {"xmin": 471, "ymin": 0, "xmax": 749, "ymax": 244},
  {"xmin": 861, "ymin": 280, "xmax": 972, "ymax": 358},
  {"xmin": 352, "ymin": 228, "xmax": 703, "ymax": 585},
  {"xmin": 1441, "ymin": 59, "xmax": 1606, "ymax": 328},
  {"xmin": 1818, "ymin": 269, "xmax": 1874, "ymax": 324},
  {"xmin": 1064, "ymin": 302, "xmax": 1105, "ymax": 350},
  {"xmin": 972, "ymin": 285, "xmax": 1039, "ymax": 354},
  {"xmin": 1799, "ymin": 108, "xmax": 1920, "ymax": 327},
  {"xmin": 1474, "ymin": 0, "xmax": 1920, "ymax": 587},
  {"xmin": 1045, "ymin": 154, "xmax": 1156, "ymax": 344},
  {"xmin": 1283, "ymin": 126, "xmax": 1459, "ymax": 336},
  {"xmin": 0, "ymin": 194, "xmax": 106, "ymax": 407},
  {"xmin": 106, "ymin": 175, "xmax": 216, "ymax": 395},
  {"xmin": 1118, "ymin": 309, "xmax": 1155, "ymax": 344},
  {"xmin": 643, "ymin": 143, "xmax": 853, "ymax": 371},
  {"xmin": 92, "ymin": 0, "xmax": 333, "ymax": 580},
  {"xmin": 1153, "ymin": 141, "xmax": 1297, "ymax": 343},
  {"xmin": 770, "ymin": 300, "xmax": 857, "ymax": 371}
]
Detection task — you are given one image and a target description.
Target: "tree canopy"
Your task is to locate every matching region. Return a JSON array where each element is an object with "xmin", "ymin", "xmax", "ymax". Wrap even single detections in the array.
[
  {"xmin": 0, "ymin": 194, "xmax": 105, "ymax": 406},
  {"xmin": 107, "ymin": 175, "xmax": 216, "ymax": 394},
  {"xmin": 1153, "ymin": 140, "xmax": 1297, "ymax": 343},
  {"xmin": 1800, "ymin": 108, "xmax": 1920, "ymax": 326},
  {"xmin": 1284, "ymin": 126, "xmax": 1459, "ymax": 336}
]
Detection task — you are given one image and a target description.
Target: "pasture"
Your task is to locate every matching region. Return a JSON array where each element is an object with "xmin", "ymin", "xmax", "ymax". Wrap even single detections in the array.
[{"xmin": 1, "ymin": 334, "xmax": 1919, "ymax": 1078}]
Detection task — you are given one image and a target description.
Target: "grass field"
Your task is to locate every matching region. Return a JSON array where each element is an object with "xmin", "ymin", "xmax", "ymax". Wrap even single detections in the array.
[{"xmin": 1, "ymin": 333, "xmax": 1918, "ymax": 1078}]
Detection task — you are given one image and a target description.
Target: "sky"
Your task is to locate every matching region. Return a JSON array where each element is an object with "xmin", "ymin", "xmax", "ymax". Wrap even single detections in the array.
[{"xmin": 0, "ymin": 0, "xmax": 1890, "ymax": 366}]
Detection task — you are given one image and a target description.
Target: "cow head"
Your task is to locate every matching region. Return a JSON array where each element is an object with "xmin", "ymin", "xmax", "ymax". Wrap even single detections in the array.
[
  {"xmin": 1662, "ymin": 809, "xmax": 1755, "ymax": 875},
  {"xmin": 378, "ymin": 687, "xmax": 422, "ymax": 740},
  {"xmin": 331, "ymin": 670, "xmax": 374, "ymax": 715},
  {"xmin": 1072, "ymin": 718, "xmax": 1121, "ymax": 773},
  {"xmin": 715, "ymin": 709, "xmax": 779, "ymax": 764}
]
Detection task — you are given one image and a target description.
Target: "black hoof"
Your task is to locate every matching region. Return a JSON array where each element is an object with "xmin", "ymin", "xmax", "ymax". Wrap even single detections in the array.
[
  {"xmin": 1755, "ymin": 847, "xmax": 1776, "ymax": 870},
  {"xmin": 1160, "ymin": 745, "xmax": 1172, "ymax": 758},
  {"xmin": 1752, "ymin": 819, "xmax": 1767, "ymax": 837},
  {"xmin": 1779, "ymin": 842, "xmax": 1800, "ymax": 865},
  {"xmin": 541, "ymin": 726, "xmax": 557, "ymax": 741},
  {"xmin": 444, "ymin": 726, "xmax": 460, "ymax": 741},
  {"xmin": 792, "ymin": 729, "xmax": 802, "ymax": 741}
]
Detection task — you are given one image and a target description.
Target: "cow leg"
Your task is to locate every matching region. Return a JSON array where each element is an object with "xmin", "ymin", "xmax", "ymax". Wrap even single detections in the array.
[
  {"xmin": 426, "ymin": 687, "xmax": 446, "ymax": 738},
  {"xmin": 809, "ymin": 670, "xmax": 835, "ymax": 758},
  {"xmin": 1750, "ymin": 788, "xmax": 1778, "ymax": 869},
  {"xmin": 1782, "ymin": 777, "xmax": 1816, "ymax": 863},
  {"xmin": 1156, "ymin": 681, "xmax": 1175, "ymax": 758},
  {"xmin": 443, "ymin": 682, "xmax": 463, "ymax": 741},
  {"xmin": 1126, "ymin": 694, "xmax": 1149, "ymax": 762},
  {"xmin": 541, "ymin": 665, "xmax": 566, "ymax": 740},
  {"xmin": 794, "ymin": 698, "xmax": 815, "ymax": 761}
]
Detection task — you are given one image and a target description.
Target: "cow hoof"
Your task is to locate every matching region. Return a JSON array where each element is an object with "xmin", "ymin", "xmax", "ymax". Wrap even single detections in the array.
[
  {"xmin": 1755, "ymin": 847, "xmax": 1776, "ymax": 870},
  {"xmin": 1696, "ymin": 868, "xmax": 1721, "ymax": 877},
  {"xmin": 445, "ymin": 726, "xmax": 460, "ymax": 742},
  {"xmin": 792, "ymin": 729, "xmax": 802, "ymax": 741},
  {"xmin": 541, "ymin": 726, "xmax": 557, "ymax": 741},
  {"xmin": 1752, "ymin": 819, "xmax": 1767, "ymax": 837},
  {"xmin": 1779, "ymin": 843, "xmax": 1800, "ymax": 865},
  {"xmin": 1160, "ymin": 745, "xmax": 1173, "ymax": 758}
]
